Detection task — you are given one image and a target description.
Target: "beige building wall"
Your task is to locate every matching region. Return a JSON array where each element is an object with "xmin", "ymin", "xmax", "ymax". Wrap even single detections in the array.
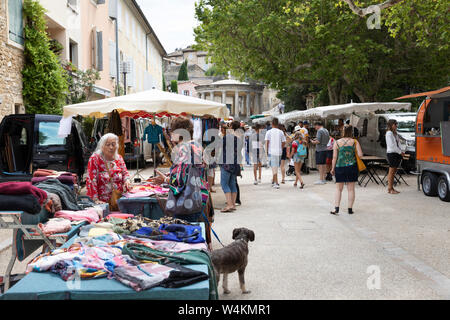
[
  {"xmin": 40, "ymin": 0, "xmax": 82, "ymax": 68},
  {"xmin": 0, "ymin": 0, "xmax": 24, "ymax": 120},
  {"xmin": 117, "ymin": 0, "xmax": 164, "ymax": 93}
]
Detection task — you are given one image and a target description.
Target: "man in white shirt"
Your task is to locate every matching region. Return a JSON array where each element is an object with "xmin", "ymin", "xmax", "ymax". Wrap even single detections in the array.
[{"xmin": 265, "ymin": 118, "xmax": 286, "ymax": 189}]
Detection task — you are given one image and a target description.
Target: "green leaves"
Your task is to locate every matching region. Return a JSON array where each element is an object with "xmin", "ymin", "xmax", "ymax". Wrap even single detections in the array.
[
  {"xmin": 194, "ymin": 0, "xmax": 449, "ymax": 106},
  {"xmin": 22, "ymin": 0, "xmax": 68, "ymax": 115}
]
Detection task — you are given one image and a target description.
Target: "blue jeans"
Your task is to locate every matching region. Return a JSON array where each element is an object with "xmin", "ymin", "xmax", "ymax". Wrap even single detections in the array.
[{"xmin": 220, "ymin": 167, "xmax": 238, "ymax": 194}]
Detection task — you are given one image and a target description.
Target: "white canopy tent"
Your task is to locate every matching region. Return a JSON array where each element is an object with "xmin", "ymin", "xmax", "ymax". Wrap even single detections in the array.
[
  {"xmin": 261, "ymin": 102, "xmax": 412, "ymax": 126},
  {"xmin": 62, "ymin": 89, "xmax": 229, "ymax": 119},
  {"xmin": 59, "ymin": 89, "xmax": 229, "ymax": 137}
]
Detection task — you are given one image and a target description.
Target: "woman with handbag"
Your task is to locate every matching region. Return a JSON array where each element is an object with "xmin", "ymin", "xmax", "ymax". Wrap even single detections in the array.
[
  {"xmin": 156, "ymin": 117, "xmax": 209, "ymax": 223},
  {"xmin": 330, "ymin": 126, "xmax": 363, "ymax": 215},
  {"xmin": 86, "ymin": 133, "xmax": 131, "ymax": 210}
]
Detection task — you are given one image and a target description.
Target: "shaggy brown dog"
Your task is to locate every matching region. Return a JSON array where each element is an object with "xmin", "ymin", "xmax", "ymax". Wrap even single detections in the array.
[{"xmin": 211, "ymin": 227, "xmax": 255, "ymax": 294}]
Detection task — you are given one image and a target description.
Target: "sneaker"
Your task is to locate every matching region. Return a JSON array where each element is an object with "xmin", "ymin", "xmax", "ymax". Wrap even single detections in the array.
[
  {"xmin": 258, "ymin": 179, "xmax": 262, "ymax": 184},
  {"xmin": 314, "ymin": 180, "xmax": 326, "ymax": 185},
  {"xmin": 254, "ymin": 180, "xmax": 258, "ymax": 185},
  {"xmin": 273, "ymin": 183, "xmax": 280, "ymax": 189}
]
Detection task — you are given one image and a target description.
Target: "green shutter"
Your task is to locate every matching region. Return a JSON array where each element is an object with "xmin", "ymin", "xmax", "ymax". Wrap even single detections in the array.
[{"xmin": 8, "ymin": 0, "xmax": 24, "ymax": 45}]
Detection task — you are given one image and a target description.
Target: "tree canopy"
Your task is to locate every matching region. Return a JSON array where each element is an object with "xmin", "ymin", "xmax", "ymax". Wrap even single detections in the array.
[
  {"xmin": 194, "ymin": 0, "xmax": 449, "ymax": 106},
  {"xmin": 178, "ymin": 60, "xmax": 189, "ymax": 81}
]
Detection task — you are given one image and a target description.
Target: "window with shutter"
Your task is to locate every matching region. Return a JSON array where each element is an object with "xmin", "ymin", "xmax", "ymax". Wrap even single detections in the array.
[
  {"xmin": 109, "ymin": 40, "xmax": 117, "ymax": 78},
  {"xmin": 96, "ymin": 31, "xmax": 103, "ymax": 71},
  {"xmin": 8, "ymin": 0, "xmax": 24, "ymax": 45}
]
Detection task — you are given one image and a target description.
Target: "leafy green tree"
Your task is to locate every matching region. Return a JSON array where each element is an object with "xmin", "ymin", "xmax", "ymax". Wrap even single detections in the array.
[
  {"xmin": 162, "ymin": 74, "xmax": 167, "ymax": 91},
  {"xmin": 177, "ymin": 60, "xmax": 189, "ymax": 81},
  {"xmin": 22, "ymin": 0, "xmax": 68, "ymax": 115},
  {"xmin": 63, "ymin": 62, "xmax": 100, "ymax": 105},
  {"xmin": 170, "ymin": 80, "xmax": 178, "ymax": 93},
  {"xmin": 194, "ymin": 0, "xmax": 449, "ymax": 106}
]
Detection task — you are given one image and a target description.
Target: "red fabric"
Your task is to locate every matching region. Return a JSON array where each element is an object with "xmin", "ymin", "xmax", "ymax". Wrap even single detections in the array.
[
  {"xmin": 0, "ymin": 182, "xmax": 47, "ymax": 205},
  {"xmin": 33, "ymin": 169, "xmax": 58, "ymax": 177},
  {"xmin": 86, "ymin": 153, "xmax": 130, "ymax": 202}
]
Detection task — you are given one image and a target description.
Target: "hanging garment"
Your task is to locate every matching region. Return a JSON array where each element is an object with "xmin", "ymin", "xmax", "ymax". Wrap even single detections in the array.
[
  {"xmin": 121, "ymin": 117, "xmax": 132, "ymax": 143},
  {"xmin": 193, "ymin": 118, "xmax": 202, "ymax": 144},
  {"xmin": 108, "ymin": 110, "xmax": 123, "ymax": 136},
  {"xmin": 143, "ymin": 124, "xmax": 163, "ymax": 144}
]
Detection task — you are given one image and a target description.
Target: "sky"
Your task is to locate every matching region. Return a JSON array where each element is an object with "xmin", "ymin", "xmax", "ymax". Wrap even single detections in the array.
[{"xmin": 136, "ymin": 0, "xmax": 199, "ymax": 54}]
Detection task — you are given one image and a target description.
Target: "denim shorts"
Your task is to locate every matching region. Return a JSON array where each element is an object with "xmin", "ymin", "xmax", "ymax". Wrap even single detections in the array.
[
  {"xmin": 220, "ymin": 167, "xmax": 238, "ymax": 194},
  {"xmin": 269, "ymin": 154, "xmax": 282, "ymax": 168}
]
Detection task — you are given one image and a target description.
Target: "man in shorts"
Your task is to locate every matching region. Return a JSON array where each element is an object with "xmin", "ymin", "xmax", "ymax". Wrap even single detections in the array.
[
  {"xmin": 311, "ymin": 121, "xmax": 330, "ymax": 185},
  {"xmin": 265, "ymin": 118, "xmax": 286, "ymax": 189}
]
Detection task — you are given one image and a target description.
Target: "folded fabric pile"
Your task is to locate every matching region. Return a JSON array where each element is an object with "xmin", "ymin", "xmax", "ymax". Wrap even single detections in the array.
[
  {"xmin": 114, "ymin": 262, "xmax": 208, "ymax": 292},
  {"xmin": 35, "ymin": 179, "xmax": 81, "ymax": 211},
  {"xmin": 133, "ymin": 224, "xmax": 205, "ymax": 243},
  {"xmin": 32, "ymin": 169, "xmax": 78, "ymax": 186},
  {"xmin": 0, "ymin": 181, "xmax": 47, "ymax": 214},
  {"xmin": 123, "ymin": 184, "xmax": 170, "ymax": 198},
  {"xmin": 108, "ymin": 215, "xmax": 191, "ymax": 235},
  {"xmin": 55, "ymin": 207, "xmax": 103, "ymax": 224},
  {"xmin": 38, "ymin": 218, "xmax": 72, "ymax": 236}
]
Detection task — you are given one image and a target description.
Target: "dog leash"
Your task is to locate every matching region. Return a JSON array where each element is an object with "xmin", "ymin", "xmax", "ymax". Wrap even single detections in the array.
[{"xmin": 201, "ymin": 210, "xmax": 225, "ymax": 247}]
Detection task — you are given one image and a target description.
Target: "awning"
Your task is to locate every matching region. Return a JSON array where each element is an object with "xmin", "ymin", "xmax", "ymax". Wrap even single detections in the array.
[
  {"xmin": 62, "ymin": 89, "xmax": 230, "ymax": 119},
  {"xmin": 395, "ymin": 86, "xmax": 450, "ymax": 100}
]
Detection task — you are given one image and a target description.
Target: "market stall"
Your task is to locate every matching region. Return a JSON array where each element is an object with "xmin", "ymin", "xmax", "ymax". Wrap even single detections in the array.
[{"xmin": 1, "ymin": 217, "xmax": 216, "ymax": 300}]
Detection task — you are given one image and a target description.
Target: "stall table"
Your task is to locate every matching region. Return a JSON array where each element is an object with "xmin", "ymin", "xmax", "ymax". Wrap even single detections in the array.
[
  {"xmin": 117, "ymin": 196, "xmax": 165, "ymax": 220},
  {"xmin": 0, "ymin": 223, "xmax": 211, "ymax": 300}
]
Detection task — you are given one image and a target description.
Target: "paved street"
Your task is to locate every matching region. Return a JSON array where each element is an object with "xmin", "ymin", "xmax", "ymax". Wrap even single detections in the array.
[{"xmin": 1, "ymin": 166, "xmax": 449, "ymax": 299}]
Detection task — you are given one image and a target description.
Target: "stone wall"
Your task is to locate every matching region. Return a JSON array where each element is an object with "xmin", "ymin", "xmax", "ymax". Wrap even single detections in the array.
[{"xmin": 0, "ymin": 1, "xmax": 24, "ymax": 121}]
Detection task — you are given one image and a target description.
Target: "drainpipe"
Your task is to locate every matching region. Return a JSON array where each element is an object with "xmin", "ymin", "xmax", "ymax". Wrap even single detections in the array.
[{"xmin": 145, "ymin": 32, "xmax": 151, "ymax": 71}]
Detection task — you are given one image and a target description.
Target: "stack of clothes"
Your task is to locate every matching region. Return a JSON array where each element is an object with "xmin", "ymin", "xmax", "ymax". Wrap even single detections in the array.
[
  {"xmin": 123, "ymin": 183, "xmax": 169, "ymax": 198},
  {"xmin": 26, "ymin": 215, "xmax": 217, "ymax": 299},
  {"xmin": 0, "ymin": 182, "xmax": 47, "ymax": 214},
  {"xmin": 32, "ymin": 169, "xmax": 78, "ymax": 191}
]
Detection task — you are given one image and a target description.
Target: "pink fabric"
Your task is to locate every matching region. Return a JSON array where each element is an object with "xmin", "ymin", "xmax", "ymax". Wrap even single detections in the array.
[
  {"xmin": 0, "ymin": 181, "xmax": 47, "ymax": 205},
  {"xmin": 123, "ymin": 191, "xmax": 155, "ymax": 198},
  {"xmin": 55, "ymin": 209, "xmax": 100, "ymax": 223},
  {"xmin": 106, "ymin": 213, "xmax": 135, "ymax": 220},
  {"xmin": 125, "ymin": 237, "xmax": 208, "ymax": 252},
  {"xmin": 38, "ymin": 218, "xmax": 72, "ymax": 236}
]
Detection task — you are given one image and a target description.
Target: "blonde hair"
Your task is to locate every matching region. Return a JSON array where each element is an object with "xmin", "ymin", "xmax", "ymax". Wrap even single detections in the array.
[{"xmin": 95, "ymin": 133, "xmax": 120, "ymax": 159}]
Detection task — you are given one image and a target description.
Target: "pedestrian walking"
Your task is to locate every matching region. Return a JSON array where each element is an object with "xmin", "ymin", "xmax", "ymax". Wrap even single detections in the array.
[
  {"xmin": 219, "ymin": 121, "xmax": 242, "ymax": 212},
  {"xmin": 251, "ymin": 124, "xmax": 263, "ymax": 185},
  {"xmin": 265, "ymin": 118, "xmax": 286, "ymax": 189},
  {"xmin": 330, "ymin": 125, "xmax": 363, "ymax": 215},
  {"xmin": 311, "ymin": 121, "xmax": 330, "ymax": 184},
  {"xmin": 385, "ymin": 119, "xmax": 405, "ymax": 194},
  {"xmin": 279, "ymin": 124, "xmax": 290, "ymax": 184},
  {"xmin": 289, "ymin": 132, "xmax": 306, "ymax": 189}
]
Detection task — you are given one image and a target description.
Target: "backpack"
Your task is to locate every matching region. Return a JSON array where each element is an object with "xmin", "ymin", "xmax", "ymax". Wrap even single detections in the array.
[{"xmin": 296, "ymin": 141, "xmax": 307, "ymax": 158}]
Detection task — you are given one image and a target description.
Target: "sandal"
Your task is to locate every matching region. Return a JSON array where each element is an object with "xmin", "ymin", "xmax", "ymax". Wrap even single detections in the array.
[
  {"xmin": 330, "ymin": 211, "xmax": 339, "ymax": 215},
  {"xmin": 221, "ymin": 208, "xmax": 233, "ymax": 213},
  {"xmin": 388, "ymin": 189, "xmax": 400, "ymax": 194},
  {"xmin": 293, "ymin": 183, "xmax": 297, "ymax": 187},
  {"xmin": 300, "ymin": 183, "xmax": 305, "ymax": 189}
]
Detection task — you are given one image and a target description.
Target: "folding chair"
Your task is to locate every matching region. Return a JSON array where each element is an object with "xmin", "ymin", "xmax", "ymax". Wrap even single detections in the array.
[{"xmin": 381, "ymin": 159, "xmax": 409, "ymax": 186}]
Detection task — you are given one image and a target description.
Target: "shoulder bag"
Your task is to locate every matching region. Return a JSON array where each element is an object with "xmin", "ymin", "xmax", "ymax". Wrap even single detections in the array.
[
  {"xmin": 353, "ymin": 139, "xmax": 366, "ymax": 172},
  {"xmin": 165, "ymin": 144, "xmax": 203, "ymax": 216},
  {"xmin": 104, "ymin": 158, "xmax": 122, "ymax": 211}
]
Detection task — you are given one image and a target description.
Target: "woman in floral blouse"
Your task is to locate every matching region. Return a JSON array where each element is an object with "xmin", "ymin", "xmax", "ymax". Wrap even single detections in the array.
[{"xmin": 86, "ymin": 133, "xmax": 131, "ymax": 204}]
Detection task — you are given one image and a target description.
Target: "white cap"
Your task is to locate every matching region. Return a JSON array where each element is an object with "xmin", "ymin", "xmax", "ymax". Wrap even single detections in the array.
[{"xmin": 294, "ymin": 125, "xmax": 301, "ymax": 132}]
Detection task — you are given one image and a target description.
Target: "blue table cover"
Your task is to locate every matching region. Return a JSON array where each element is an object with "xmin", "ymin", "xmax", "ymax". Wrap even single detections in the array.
[{"xmin": 1, "ymin": 223, "xmax": 210, "ymax": 300}]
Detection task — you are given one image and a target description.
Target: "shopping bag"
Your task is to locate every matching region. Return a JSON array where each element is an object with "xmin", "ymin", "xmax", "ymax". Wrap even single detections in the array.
[{"xmin": 354, "ymin": 139, "xmax": 366, "ymax": 172}]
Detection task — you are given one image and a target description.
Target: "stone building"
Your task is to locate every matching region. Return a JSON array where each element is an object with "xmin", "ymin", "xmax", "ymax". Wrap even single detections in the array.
[
  {"xmin": 195, "ymin": 79, "xmax": 266, "ymax": 120},
  {"xmin": 0, "ymin": 0, "xmax": 24, "ymax": 120}
]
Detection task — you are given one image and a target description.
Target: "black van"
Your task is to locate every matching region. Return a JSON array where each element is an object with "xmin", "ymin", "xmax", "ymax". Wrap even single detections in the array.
[{"xmin": 0, "ymin": 114, "xmax": 92, "ymax": 183}]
